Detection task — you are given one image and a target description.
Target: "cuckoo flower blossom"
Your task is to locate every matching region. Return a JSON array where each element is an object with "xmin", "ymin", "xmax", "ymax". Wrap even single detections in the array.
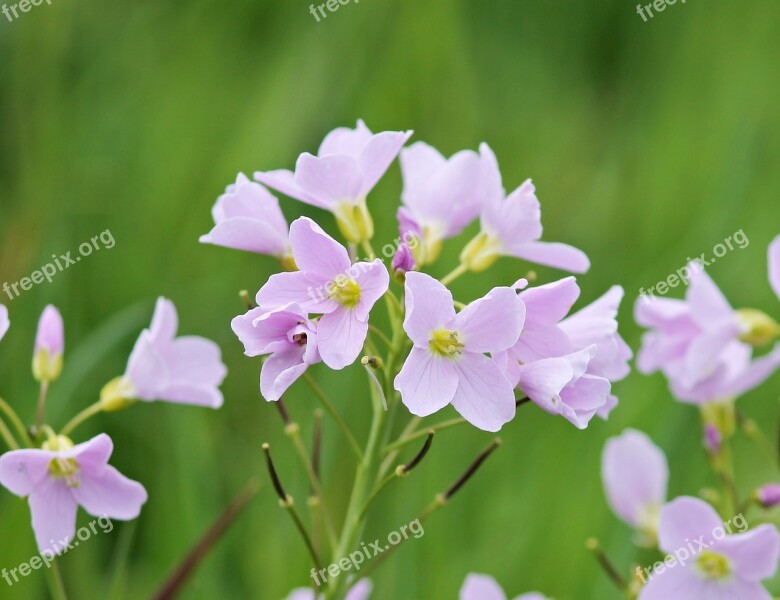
[
  {"xmin": 394, "ymin": 272, "xmax": 524, "ymax": 432},
  {"xmin": 199, "ymin": 173, "xmax": 293, "ymax": 268},
  {"xmin": 0, "ymin": 433, "xmax": 147, "ymax": 554},
  {"xmin": 459, "ymin": 574, "xmax": 550, "ymax": 600},
  {"xmin": 32, "ymin": 304, "xmax": 64, "ymax": 383},
  {"xmin": 635, "ymin": 257, "xmax": 780, "ymax": 404},
  {"xmin": 602, "ymin": 429, "xmax": 668, "ymax": 538},
  {"xmin": 101, "ymin": 298, "xmax": 227, "ymax": 410},
  {"xmin": 0, "ymin": 304, "xmax": 8, "ymax": 342},
  {"xmin": 254, "ymin": 120, "xmax": 412, "ymax": 243},
  {"xmin": 231, "ymin": 303, "xmax": 319, "ymax": 401},
  {"xmin": 459, "ymin": 144, "xmax": 590, "ymax": 274},
  {"xmin": 256, "ymin": 217, "xmax": 389, "ymax": 369},
  {"xmin": 638, "ymin": 497, "xmax": 780, "ymax": 600},
  {"xmin": 285, "ymin": 579, "xmax": 372, "ymax": 600},
  {"xmin": 396, "ymin": 142, "xmax": 484, "ymax": 265}
]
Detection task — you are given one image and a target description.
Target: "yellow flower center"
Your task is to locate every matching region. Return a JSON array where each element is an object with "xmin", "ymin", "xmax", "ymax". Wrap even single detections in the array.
[
  {"xmin": 696, "ymin": 551, "xmax": 730, "ymax": 580},
  {"xmin": 43, "ymin": 435, "xmax": 81, "ymax": 488},
  {"xmin": 736, "ymin": 308, "xmax": 780, "ymax": 346},
  {"xmin": 329, "ymin": 277, "xmax": 361, "ymax": 309},
  {"xmin": 333, "ymin": 197, "xmax": 374, "ymax": 244},
  {"xmin": 429, "ymin": 329, "xmax": 464, "ymax": 358}
]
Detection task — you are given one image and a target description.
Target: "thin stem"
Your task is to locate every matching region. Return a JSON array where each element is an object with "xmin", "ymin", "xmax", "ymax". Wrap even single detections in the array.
[
  {"xmin": 367, "ymin": 324, "xmax": 393, "ymax": 351},
  {"xmin": 586, "ymin": 538, "xmax": 628, "ymax": 591},
  {"xmin": 60, "ymin": 401, "xmax": 103, "ymax": 437},
  {"xmin": 45, "ymin": 559, "xmax": 68, "ymax": 600},
  {"xmin": 0, "ymin": 396, "xmax": 32, "ymax": 447},
  {"xmin": 35, "ymin": 380, "xmax": 49, "ymax": 434},
  {"xmin": 440, "ymin": 263, "xmax": 469, "ymax": 286},
  {"xmin": 737, "ymin": 411, "xmax": 780, "ymax": 470},
  {"xmin": 0, "ymin": 416, "xmax": 19, "ymax": 450},
  {"xmin": 384, "ymin": 417, "xmax": 465, "ymax": 453},
  {"xmin": 302, "ymin": 372, "xmax": 362, "ymax": 460}
]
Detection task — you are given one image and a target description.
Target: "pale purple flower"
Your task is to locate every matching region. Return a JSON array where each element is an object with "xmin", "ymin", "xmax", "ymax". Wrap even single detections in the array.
[
  {"xmin": 602, "ymin": 429, "xmax": 668, "ymax": 535},
  {"xmin": 232, "ymin": 303, "xmax": 319, "ymax": 401},
  {"xmin": 757, "ymin": 484, "xmax": 780, "ymax": 508},
  {"xmin": 285, "ymin": 579, "xmax": 372, "ymax": 600},
  {"xmin": 391, "ymin": 242, "xmax": 416, "ymax": 276},
  {"xmin": 495, "ymin": 278, "xmax": 623, "ymax": 428},
  {"xmin": 256, "ymin": 217, "xmax": 389, "ymax": 369},
  {"xmin": 32, "ymin": 305, "xmax": 64, "ymax": 382},
  {"xmin": 459, "ymin": 144, "xmax": 589, "ymax": 273},
  {"xmin": 0, "ymin": 433, "xmax": 147, "ymax": 554},
  {"xmin": 0, "ymin": 304, "xmax": 8, "ymax": 342},
  {"xmin": 104, "ymin": 298, "xmax": 227, "ymax": 409},
  {"xmin": 703, "ymin": 424, "xmax": 721, "ymax": 454},
  {"xmin": 394, "ymin": 272, "xmax": 524, "ymax": 432},
  {"xmin": 396, "ymin": 142, "xmax": 484, "ymax": 264},
  {"xmin": 770, "ymin": 235, "xmax": 780, "ymax": 301},
  {"xmin": 199, "ymin": 173, "xmax": 292, "ymax": 266},
  {"xmin": 459, "ymin": 573, "xmax": 550, "ymax": 600},
  {"xmin": 254, "ymin": 120, "xmax": 412, "ymax": 243},
  {"xmin": 638, "ymin": 496, "xmax": 780, "ymax": 600},
  {"xmin": 636, "ymin": 264, "xmax": 780, "ymax": 404}
]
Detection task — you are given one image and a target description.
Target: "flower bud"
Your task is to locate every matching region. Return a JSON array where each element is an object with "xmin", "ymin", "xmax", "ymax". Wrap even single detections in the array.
[
  {"xmin": 32, "ymin": 305, "xmax": 64, "ymax": 383},
  {"xmin": 736, "ymin": 308, "xmax": 780, "ymax": 346},
  {"xmin": 392, "ymin": 243, "xmax": 416, "ymax": 282},
  {"xmin": 99, "ymin": 376, "xmax": 137, "ymax": 412},
  {"xmin": 703, "ymin": 424, "xmax": 721, "ymax": 454},
  {"xmin": 757, "ymin": 484, "xmax": 780, "ymax": 508}
]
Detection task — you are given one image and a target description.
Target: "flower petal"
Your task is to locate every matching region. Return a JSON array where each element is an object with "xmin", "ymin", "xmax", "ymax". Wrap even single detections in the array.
[
  {"xmin": 289, "ymin": 217, "xmax": 351, "ymax": 280},
  {"xmin": 770, "ymin": 235, "xmax": 780, "ymax": 302},
  {"xmin": 260, "ymin": 347, "xmax": 308, "ymax": 401},
  {"xmin": 687, "ymin": 264, "xmax": 735, "ymax": 327},
  {"xmin": 658, "ymin": 497, "xmax": 724, "ymax": 554},
  {"xmin": 516, "ymin": 357, "xmax": 573, "ymax": 412},
  {"xmin": 394, "ymin": 347, "xmax": 457, "ymax": 417},
  {"xmin": 0, "ymin": 448, "xmax": 56, "ymax": 496},
  {"xmin": 318, "ymin": 119, "xmax": 374, "ymax": 157},
  {"xmin": 358, "ymin": 130, "xmax": 413, "ymax": 196},
  {"xmin": 0, "ymin": 304, "xmax": 8, "ymax": 341},
  {"xmin": 451, "ymin": 354, "xmax": 516, "ymax": 432},
  {"xmin": 316, "ymin": 309, "xmax": 368, "ymax": 370},
  {"xmin": 354, "ymin": 259, "xmax": 390, "ymax": 323},
  {"xmin": 294, "ymin": 153, "xmax": 362, "ymax": 208},
  {"xmin": 345, "ymin": 579, "xmax": 374, "ymax": 600},
  {"xmin": 509, "ymin": 241, "xmax": 590, "ymax": 273},
  {"xmin": 72, "ymin": 466, "xmax": 147, "ymax": 520},
  {"xmin": 520, "ymin": 277, "xmax": 580, "ymax": 325},
  {"xmin": 28, "ymin": 477, "xmax": 78, "ymax": 555},
  {"xmin": 714, "ymin": 524, "xmax": 780, "ymax": 582},
  {"xmin": 256, "ymin": 271, "xmax": 335, "ymax": 313},
  {"xmin": 403, "ymin": 272, "xmax": 456, "ymax": 346},
  {"xmin": 454, "ymin": 286, "xmax": 525, "ymax": 353},
  {"xmin": 459, "ymin": 573, "xmax": 507, "ymax": 600},
  {"xmin": 254, "ymin": 168, "xmax": 328, "ymax": 209}
]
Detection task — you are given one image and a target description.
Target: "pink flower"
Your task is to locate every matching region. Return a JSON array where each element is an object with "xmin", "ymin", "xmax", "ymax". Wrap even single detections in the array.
[
  {"xmin": 256, "ymin": 217, "xmax": 389, "ymax": 370},
  {"xmin": 391, "ymin": 242, "xmax": 416, "ymax": 277},
  {"xmin": 232, "ymin": 303, "xmax": 320, "ymax": 401},
  {"xmin": 757, "ymin": 484, "xmax": 780, "ymax": 508},
  {"xmin": 200, "ymin": 173, "xmax": 292, "ymax": 267},
  {"xmin": 638, "ymin": 497, "xmax": 780, "ymax": 600},
  {"xmin": 459, "ymin": 573, "xmax": 550, "ymax": 600},
  {"xmin": 0, "ymin": 304, "xmax": 8, "ymax": 342},
  {"xmin": 459, "ymin": 144, "xmax": 590, "ymax": 274},
  {"xmin": 394, "ymin": 272, "xmax": 524, "ymax": 432},
  {"xmin": 103, "ymin": 298, "xmax": 227, "ymax": 409},
  {"xmin": 32, "ymin": 305, "xmax": 65, "ymax": 382},
  {"xmin": 285, "ymin": 579, "xmax": 372, "ymax": 600},
  {"xmin": 396, "ymin": 142, "xmax": 484, "ymax": 264},
  {"xmin": 602, "ymin": 429, "xmax": 668, "ymax": 535},
  {"xmin": 635, "ymin": 261, "xmax": 780, "ymax": 404},
  {"xmin": 0, "ymin": 433, "xmax": 147, "ymax": 554},
  {"xmin": 254, "ymin": 120, "xmax": 412, "ymax": 243},
  {"xmin": 770, "ymin": 235, "xmax": 780, "ymax": 301}
]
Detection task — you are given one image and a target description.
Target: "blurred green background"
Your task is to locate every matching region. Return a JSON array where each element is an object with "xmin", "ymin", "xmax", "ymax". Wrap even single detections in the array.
[{"xmin": 2, "ymin": 0, "xmax": 780, "ymax": 598}]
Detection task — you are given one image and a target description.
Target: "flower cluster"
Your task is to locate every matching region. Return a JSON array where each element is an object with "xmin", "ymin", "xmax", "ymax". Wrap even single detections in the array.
[{"xmin": 0, "ymin": 299, "xmax": 226, "ymax": 556}]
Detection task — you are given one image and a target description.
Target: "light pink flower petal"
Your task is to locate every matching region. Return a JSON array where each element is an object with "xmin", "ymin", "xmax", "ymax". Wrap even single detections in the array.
[
  {"xmin": 28, "ymin": 477, "xmax": 78, "ymax": 554},
  {"xmin": 722, "ymin": 343, "xmax": 780, "ymax": 397},
  {"xmin": 451, "ymin": 354, "xmax": 516, "ymax": 432},
  {"xmin": 358, "ymin": 130, "xmax": 413, "ymax": 196},
  {"xmin": 126, "ymin": 332, "xmax": 169, "ymax": 399},
  {"xmin": 316, "ymin": 309, "xmax": 368, "ymax": 369},
  {"xmin": 35, "ymin": 305, "xmax": 64, "ymax": 354},
  {"xmin": 687, "ymin": 264, "xmax": 735, "ymax": 327},
  {"xmin": 516, "ymin": 357, "xmax": 573, "ymax": 412},
  {"xmin": 513, "ymin": 594, "xmax": 550, "ymax": 600},
  {"xmin": 162, "ymin": 336, "xmax": 228, "ymax": 389},
  {"xmin": 289, "ymin": 217, "xmax": 351, "ymax": 279},
  {"xmin": 260, "ymin": 346, "xmax": 308, "ymax": 401},
  {"xmin": 72, "ymin": 466, "xmax": 147, "ymax": 520},
  {"xmin": 200, "ymin": 217, "xmax": 288, "ymax": 255},
  {"xmin": 637, "ymin": 562, "xmax": 734, "ymax": 600},
  {"xmin": 256, "ymin": 271, "xmax": 335, "ymax": 313},
  {"xmin": 253, "ymin": 168, "xmax": 329, "ymax": 209},
  {"xmin": 658, "ymin": 497, "xmax": 724, "ymax": 554},
  {"xmin": 63, "ymin": 433, "xmax": 113, "ymax": 471},
  {"xmin": 395, "ymin": 347, "xmax": 458, "ymax": 417},
  {"xmin": 231, "ymin": 306, "xmax": 304, "ymax": 356},
  {"xmin": 454, "ymin": 287, "xmax": 524, "ymax": 353},
  {"xmin": 597, "ymin": 394, "xmax": 619, "ymax": 420},
  {"xmin": 0, "ymin": 304, "xmax": 8, "ymax": 341},
  {"xmin": 344, "ymin": 579, "xmax": 373, "ymax": 600},
  {"xmin": 149, "ymin": 297, "xmax": 178, "ymax": 342},
  {"xmin": 714, "ymin": 524, "xmax": 780, "ymax": 582},
  {"xmin": 602, "ymin": 429, "xmax": 668, "ymax": 529},
  {"xmin": 0, "ymin": 448, "xmax": 56, "ymax": 496},
  {"xmin": 318, "ymin": 119, "xmax": 374, "ymax": 157},
  {"xmin": 634, "ymin": 296, "xmax": 692, "ymax": 330},
  {"xmin": 509, "ymin": 241, "xmax": 590, "ymax": 273},
  {"xmin": 294, "ymin": 153, "xmax": 362, "ymax": 208},
  {"xmin": 459, "ymin": 573, "xmax": 507, "ymax": 600},
  {"xmin": 482, "ymin": 180, "xmax": 542, "ymax": 245},
  {"xmin": 403, "ymin": 272, "xmax": 456, "ymax": 346},
  {"xmin": 477, "ymin": 143, "xmax": 506, "ymax": 208},
  {"xmin": 769, "ymin": 235, "xmax": 780, "ymax": 301},
  {"xmin": 354, "ymin": 259, "xmax": 390, "ymax": 323},
  {"xmin": 682, "ymin": 325, "xmax": 744, "ymax": 387},
  {"xmin": 520, "ymin": 277, "xmax": 580, "ymax": 325},
  {"xmin": 559, "ymin": 373, "xmax": 610, "ymax": 430},
  {"xmin": 400, "ymin": 142, "xmax": 447, "ymax": 205},
  {"xmin": 155, "ymin": 383, "xmax": 224, "ymax": 408},
  {"xmin": 283, "ymin": 589, "xmax": 315, "ymax": 600}
]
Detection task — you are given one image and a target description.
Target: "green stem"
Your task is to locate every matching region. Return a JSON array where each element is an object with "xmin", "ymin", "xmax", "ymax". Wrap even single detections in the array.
[
  {"xmin": 440, "ymin": 263, "xmax": 469, "ymax": 286},
  {"xmin": 0, "ymin": 396, "xmax": 32, "ymax": 447},
  {"xmin": 0, "ymin": 416, "xmax": 19, "ymax": 449},
  {"xmin": 45, "ymin": 559, "xmax": 68, "ymax": 600},
  {"xmin": 60, "ymin": 401, "xmax": 103, "ymax": 437},
  {"xmin": 302, "ymin": 373, "xmax": 362, "ymax": 460},
  {"xmin": 35, "ymin": 380, "xmax": 49, "ymax": 434},
  {"xmin": 384, "ymin": 417, "xmax": 466, "ymax": 453},
  {"xmin": 367, "ymin": 324, "xmax": 393, "ymax": 351}
]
